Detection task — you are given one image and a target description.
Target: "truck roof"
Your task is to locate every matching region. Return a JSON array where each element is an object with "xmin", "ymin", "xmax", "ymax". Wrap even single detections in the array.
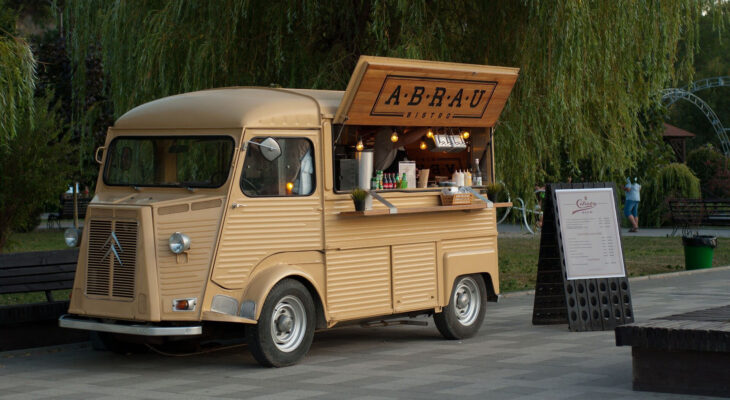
[{"xmin": 113, "ymin": 87, "xmax": 344, "ymax": 130}]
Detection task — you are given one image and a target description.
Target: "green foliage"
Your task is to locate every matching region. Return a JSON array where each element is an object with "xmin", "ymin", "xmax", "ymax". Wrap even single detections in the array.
[
  {"xmin": 686, "ymin": 144, "xmax": 729, "ymax": 197},
  {"xmin": 486, "ymin": 182, "xmax": 504, "ymax": 201},
  {"xmin": 350, "ymin": 188, "xmax": 368, "ymax": 201},
  {"xmin": 0, "ymin": 0, "xmax": 36, "ymax": 147},
  {"xmin": 62, "ymin": 1, "xmax": 724, "ymax": 203},
  {"xmin": 639, "ymin": 163, "xmax": 701, "ymax": 227},
  {"xmin": 666, "ymin": 2, "xmax": 730, "ymax": 152},
  {"xmin": 0, "ymin": 93, "xmax": 71, "ymax": 252}
]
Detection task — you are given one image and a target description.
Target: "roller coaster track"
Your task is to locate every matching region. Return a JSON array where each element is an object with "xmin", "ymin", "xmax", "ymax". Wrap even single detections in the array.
[
  {"xmin": 661, "ymin": 76, "xmax": 730, "ymax": 157},
  {"xmin": 683, "ymin": 76, "xmax": 730, "ymax": 94}
]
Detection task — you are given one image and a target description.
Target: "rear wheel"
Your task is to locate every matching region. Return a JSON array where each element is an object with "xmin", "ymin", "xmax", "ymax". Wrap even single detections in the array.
[
  {"xmin": 434, "ymin": 274, "xmax": 487, "ymax": 340},
  {"xmin": 247, "ymin": 279, "xmax": 315, "ymax": 367}
]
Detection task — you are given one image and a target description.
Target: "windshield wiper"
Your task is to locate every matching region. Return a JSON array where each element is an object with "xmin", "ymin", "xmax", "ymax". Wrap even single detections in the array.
[{"xmin": 176, "ymin": 182, "xmax": 198, "ymax": 193}]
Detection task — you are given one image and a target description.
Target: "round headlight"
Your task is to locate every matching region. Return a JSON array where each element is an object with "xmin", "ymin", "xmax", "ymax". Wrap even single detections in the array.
[
  {"xmin": 64, "ymin": 228, "xmax": 81, "ymax": 247},
  {"xmin": 169, "ymin": 232, "xmax": 191, "ymax": 254}
]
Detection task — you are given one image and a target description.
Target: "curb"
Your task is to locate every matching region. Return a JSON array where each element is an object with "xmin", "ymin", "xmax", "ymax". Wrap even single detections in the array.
[{"xmin": 499, "ymin": 264, "xmax": 730, "ymax": 299}]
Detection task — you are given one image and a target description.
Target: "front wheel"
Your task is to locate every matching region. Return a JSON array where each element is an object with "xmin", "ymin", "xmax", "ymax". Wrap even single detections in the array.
[
  {"xmin": 434, "ymin": 274, "xmax": 487, "ymax": 340},
  {"xmin": 247, "ymin": 279, "xmax": 315, "ymax": 367}
]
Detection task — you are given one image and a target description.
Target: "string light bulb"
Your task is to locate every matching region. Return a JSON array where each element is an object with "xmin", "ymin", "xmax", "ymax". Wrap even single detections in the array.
[
  {"xmin": 426, "ymin": 128, "xmax": 434, "ymax": 139},
  {"xmin": 286, "ymin": 182, "xmax": 294, "ymax": 195},
  {"xmin": 461, "ymin": 130, "xmax": 470, "ymax": 139},
  {"xmin": 356, "ymin": 138, "xmax": 364, "ymax": 151},
  {"xmin": 420, "ymin": 140, "xmax": 427, "ymax": 150},
  {"xmin": 390, "ymin": 130, "xmax": 399, "ymax": 142}
]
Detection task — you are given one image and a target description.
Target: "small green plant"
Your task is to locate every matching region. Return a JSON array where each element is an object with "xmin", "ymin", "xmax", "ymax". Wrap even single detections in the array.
[
  {"xmin": 350, "ymin": 188, "xmax": 368, "ymax": 201},
  {"xmin": 486, "ymin": 182, "xmax": 504, "ymax": 200}
]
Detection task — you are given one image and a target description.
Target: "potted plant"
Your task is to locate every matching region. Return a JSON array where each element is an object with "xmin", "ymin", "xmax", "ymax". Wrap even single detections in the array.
[
  {"xmin": 486, "ymin": 182, "xmax": 504, "ymax": 202},
  {"xmin": 351, "ymin": 188, "xmax": 368, "ymax": 212}
]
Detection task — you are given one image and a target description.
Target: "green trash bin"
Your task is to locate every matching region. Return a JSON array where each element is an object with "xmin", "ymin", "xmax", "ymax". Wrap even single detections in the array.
[{"xmin": 682, "ymin": 235, "xmax": 718, "ymax": 270}]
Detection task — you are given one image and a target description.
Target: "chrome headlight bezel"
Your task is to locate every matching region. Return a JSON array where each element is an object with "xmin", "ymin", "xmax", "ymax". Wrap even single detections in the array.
[
  {"xmin": 64, "ymin": 228, "xmax": 81, "ymax": 247},
  {"xmin": 168, "ymin": 232, "xmax": 191, "ymax": 254}
]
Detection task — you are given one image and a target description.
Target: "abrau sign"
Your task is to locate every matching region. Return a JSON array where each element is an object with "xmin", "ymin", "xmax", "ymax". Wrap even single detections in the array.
[
  {"xmin": 334, "ymin": 56, "xmax": 519, "ymax": 127},
  {"xmin": 372, "ymin": 76, "xmax": 496, "ymax": 122}
]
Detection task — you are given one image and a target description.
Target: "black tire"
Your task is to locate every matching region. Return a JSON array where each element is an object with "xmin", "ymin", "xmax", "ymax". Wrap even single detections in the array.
[
  {"xmin": 434, "ymin": 274, "xmax": 487, "ymax": 340},
  {"xmin": 90, "ymin": 331, "xmax": 148, "ymax": 354},
  {"xmin": 247, "ymin": 279, "xmax": 315, "ymax": 367}
]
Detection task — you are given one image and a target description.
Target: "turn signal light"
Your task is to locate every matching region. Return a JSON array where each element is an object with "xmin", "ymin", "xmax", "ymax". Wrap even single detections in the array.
[{"xmin": 173, "ymin": 298, "xmax": 197, "ymax": 311}]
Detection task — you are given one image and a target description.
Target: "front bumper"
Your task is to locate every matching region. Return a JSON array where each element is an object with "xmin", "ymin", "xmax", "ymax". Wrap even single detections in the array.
[{"xmin": 59, "ymin": 314, "xmax": 202, "ymax": 336}]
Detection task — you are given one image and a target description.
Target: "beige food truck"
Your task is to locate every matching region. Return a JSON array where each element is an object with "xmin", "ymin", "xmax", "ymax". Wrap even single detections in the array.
[{"xmin": 60, "ymin": 56, "xmax": 519, "ymax": 367}]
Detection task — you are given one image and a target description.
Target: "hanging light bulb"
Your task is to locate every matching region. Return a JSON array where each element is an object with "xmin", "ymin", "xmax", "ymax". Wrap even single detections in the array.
[
  {"xmin": 390, "ymin": 130, "xmax": 399, "ymax": 142},
  {"xmin": 426, "ymin": 128, "xmax": 434, "ymax": 139},
  {"xmin": 420, "ymin": 140, "xmax": 427, "ymax": 150},
  {"xmin": 461, "ymin": 130, "xmax": 470, "ymax": 139},
  {"xmin": 356, "ymin": 138, "xmax": 364, "ymax": 151}
]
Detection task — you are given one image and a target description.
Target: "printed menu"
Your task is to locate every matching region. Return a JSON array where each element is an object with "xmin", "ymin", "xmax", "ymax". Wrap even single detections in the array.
[{"xmin": 555, "ymin": 188, "xmax": 626, "ymax": 280}]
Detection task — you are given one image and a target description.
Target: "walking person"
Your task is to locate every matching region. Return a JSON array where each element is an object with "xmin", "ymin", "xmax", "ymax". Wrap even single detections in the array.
[{"xmin": 624, "ymin": 177, "xmax": 641, "ymax": 232}]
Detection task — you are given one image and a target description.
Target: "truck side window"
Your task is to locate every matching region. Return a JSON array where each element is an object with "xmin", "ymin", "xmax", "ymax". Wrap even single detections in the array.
[{"xmin": 240, "ymin": 137, "xmax": 315, "ymax": 197}]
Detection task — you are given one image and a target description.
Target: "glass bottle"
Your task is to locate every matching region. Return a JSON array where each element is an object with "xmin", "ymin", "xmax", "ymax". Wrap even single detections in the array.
[{"xmin": 473, "ymin": 159, "xmax": 482, "ymax": 186}]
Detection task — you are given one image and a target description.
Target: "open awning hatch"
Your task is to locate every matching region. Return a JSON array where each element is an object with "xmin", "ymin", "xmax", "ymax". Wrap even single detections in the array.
[{"xmin": 334, "ymin": 56, "xmax": 519, "ymax": 128}]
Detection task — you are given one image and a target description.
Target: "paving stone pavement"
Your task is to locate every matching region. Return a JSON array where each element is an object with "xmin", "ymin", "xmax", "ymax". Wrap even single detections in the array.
[{"xmin": 1, "ymin": 268, "xmax": 728, "ymax": 400}]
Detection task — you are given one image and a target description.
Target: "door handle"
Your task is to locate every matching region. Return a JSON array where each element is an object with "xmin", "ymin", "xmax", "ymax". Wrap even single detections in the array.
[{"xmin": 231, "ymin": 203, "xmax": 246, "ymax": 209}]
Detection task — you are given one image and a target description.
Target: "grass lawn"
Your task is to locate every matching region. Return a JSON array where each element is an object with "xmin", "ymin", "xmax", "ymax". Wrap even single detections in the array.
[
  {"xmin": 498, "ymin": 234, "xmax": 730, "ymax": 292},
  {"xmin": 3, "ymin": 230, "xmax": 67, "ymax": 253},
  {"xmin": 1, "ymin": 230, "xmax": 69, "ymax": 306},
  {"xmin": 1, "ymin": 230, "xmax": 728, "ymax": 305}
]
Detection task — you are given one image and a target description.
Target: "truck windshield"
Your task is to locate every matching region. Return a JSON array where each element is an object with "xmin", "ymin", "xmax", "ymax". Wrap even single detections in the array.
[{"xmin": 104, "ymin": 136, "xmax": 235, "ymax": 188}]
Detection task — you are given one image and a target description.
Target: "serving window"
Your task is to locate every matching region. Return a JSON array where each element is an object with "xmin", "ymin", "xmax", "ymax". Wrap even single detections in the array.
[{"xmin": 332, "ymin": 125, "xmax": 495, "ymax": 193}]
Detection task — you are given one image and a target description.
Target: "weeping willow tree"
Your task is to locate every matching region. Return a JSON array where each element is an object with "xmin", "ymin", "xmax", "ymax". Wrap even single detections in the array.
[
  {"xmin": 0, "ymin": 0, "xmax": 36, "ymax": 148},
  {"xmin": 64, "ymin": 0, "xmax": 722, "ymax": 199}
]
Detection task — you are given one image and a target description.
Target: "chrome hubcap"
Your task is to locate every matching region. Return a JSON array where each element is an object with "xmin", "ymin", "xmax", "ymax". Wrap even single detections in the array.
[
  {"xmin": 453, "ymin": 277, "xmax": 480, "ymax": 326},
  {"xmin": 276, "ymin": 315, "xmax": 293, "ymax": 332},
  {"xmin": 270, "ymin": 295, "xmax": 306, "ymax": 352}
]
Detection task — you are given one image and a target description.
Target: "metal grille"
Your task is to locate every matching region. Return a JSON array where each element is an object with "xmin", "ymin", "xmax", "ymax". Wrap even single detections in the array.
[
  {"xmin": 86, "ymin": 220, "xmax": 112, "ymax": 296},
  {"xmin": 112, "ymin": 221, "xmax": 137, "ymax": 298},
  {"xmin": 86, "ymin": 219, "xmax": 138, "ymax": 299}
]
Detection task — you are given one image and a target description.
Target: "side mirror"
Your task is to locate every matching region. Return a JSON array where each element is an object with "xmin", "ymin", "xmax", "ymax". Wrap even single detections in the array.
[
  {"xmin": 95, "ymin": 146, "xmax": 105, "ymax": 164},
  {"xmin": 247, "ymin": 137, "xmax": 281, "ymax": 161}
]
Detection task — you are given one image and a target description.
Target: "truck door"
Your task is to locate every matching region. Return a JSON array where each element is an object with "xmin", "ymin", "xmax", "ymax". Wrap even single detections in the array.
[{"xmin": 211, "ymin": 130, "xmax": 323, "ymax": 290}]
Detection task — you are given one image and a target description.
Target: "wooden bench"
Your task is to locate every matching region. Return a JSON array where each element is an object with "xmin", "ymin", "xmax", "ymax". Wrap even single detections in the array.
[
  {"xmin": 668, "ymin": 198, "xmax": 730, "ymax": 235},
  {"xmin": 0, "ymin": 249, "xmax": 79, "ymax": 325},
  {"xmin": 615, "ymin": 305, "xmax": 730, "ymax": 397},
  {"xmin": 47, "ymin": 197, "xmax": 90, "ymax": 229}
]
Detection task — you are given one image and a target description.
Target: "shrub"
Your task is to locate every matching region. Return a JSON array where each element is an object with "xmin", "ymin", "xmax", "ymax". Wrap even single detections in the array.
[
  {"xmin": 706, "ymin": 167, "xmax": 730, "ymax": 198},
  {"xmin": 0, "ymin": 94, "xmax": 71, "ymax": 251},
  {"xmin": 686, "ymin": 145, "xmax": 728, "ymax": 197},
  {"xmin": 638, "ymin": 163, "xmax": 700, "ymax": 227}
]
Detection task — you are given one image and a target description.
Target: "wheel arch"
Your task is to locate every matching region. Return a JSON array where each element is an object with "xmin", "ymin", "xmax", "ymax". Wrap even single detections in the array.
[
  {"xmin": 241, "ymin": 259, "xmax": 328, "ymax": 326},
  {"xmin": 442, "ymin": 249, "xmax": 500, "ymax": 304}
]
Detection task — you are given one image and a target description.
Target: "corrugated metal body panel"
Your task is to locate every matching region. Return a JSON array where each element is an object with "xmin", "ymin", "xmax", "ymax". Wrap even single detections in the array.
[
  {"xmin": 155, "ymin": 206, "xmax": 222, "ymax": 297},
  {"xmin": 391, "ymin": 242, "xmax": 438, "ymax": 312},
  {"xmin": 324, "ymin": 195, "xmax": 496, "ymax": 250},
  {"xmin": 211, "ymin": 197, "xmax": 324, "ymax": 289},
  {"xmin": 442, "ymin": 236, "xmax": 497, "ymax": 254},
  {"xmin": 326, "ymin": 247, "xmax": 392, "ymax": 320}
]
